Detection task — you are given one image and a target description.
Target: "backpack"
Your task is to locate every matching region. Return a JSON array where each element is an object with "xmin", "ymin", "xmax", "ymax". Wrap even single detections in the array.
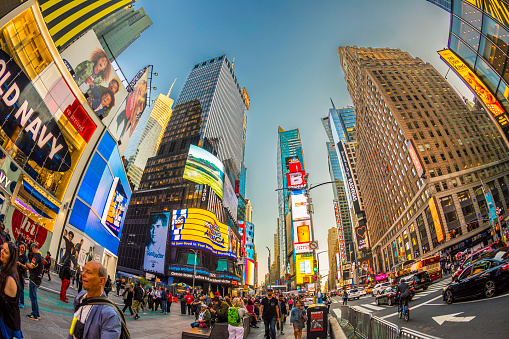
[
  {"xmin": 79, "ymin": 297, "xmax": 131, "ymax": 339},
  {"xmin": 228, "ymin": 307, "xmax": 241, "ymax": 326}
]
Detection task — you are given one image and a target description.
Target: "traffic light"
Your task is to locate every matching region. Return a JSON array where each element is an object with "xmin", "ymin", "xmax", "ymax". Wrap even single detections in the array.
[{"xmin": 313, "ymin": 259, "xmax": 318, "ymax": 272}]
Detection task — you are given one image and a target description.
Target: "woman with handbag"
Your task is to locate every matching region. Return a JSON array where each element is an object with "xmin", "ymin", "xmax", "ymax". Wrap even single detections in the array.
[{"xmin": 289, "ymin": 300, "xmax": 306, "ymax": 339}]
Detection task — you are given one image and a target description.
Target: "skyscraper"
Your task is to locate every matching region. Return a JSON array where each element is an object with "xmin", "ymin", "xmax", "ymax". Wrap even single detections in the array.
[
  {"xmin": 118, "ymin": 55, "xmax": 248, "ymax": 293},
  {"xmin": 92, "ymin": 6, "xmax": 152, "ymax": 60},
  {"xmin": 277, "ymin": 127, "xmax": 305, "ymax": 283},
  {"xmin": 124, "ymin": 88, "xmax": 175, "ymax": 189},
  {"xmin": 426, "ymin": 0, "xmax": 451, "ymax": 12},
  {"xmin": 339, "ymin": 46, "xmax": 509, "ymax": 273},
  {"xmin": 327, "ymin": 227, "xmax": 339, "ymax": 291},
  {"xmin": 39, "ymin": 0, "xmax": 134, "ymax": 50}
]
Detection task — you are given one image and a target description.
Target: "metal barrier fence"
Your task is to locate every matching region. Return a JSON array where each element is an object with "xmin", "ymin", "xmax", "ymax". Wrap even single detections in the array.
[{"xmin": 337, "ymin": 305, "xmax": 441, "ymax": 339}]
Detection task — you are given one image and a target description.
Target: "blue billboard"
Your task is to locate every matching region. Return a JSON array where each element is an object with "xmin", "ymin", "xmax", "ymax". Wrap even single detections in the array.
[{"xmin": 68, "ymin": 132, "xmax": 131, "ymax": 255}]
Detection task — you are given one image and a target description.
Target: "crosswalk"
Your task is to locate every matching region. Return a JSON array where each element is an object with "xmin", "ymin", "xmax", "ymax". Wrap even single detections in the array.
[{"xmin": 347, "ymin": 279, "xmax": 451, "ymax": 313}]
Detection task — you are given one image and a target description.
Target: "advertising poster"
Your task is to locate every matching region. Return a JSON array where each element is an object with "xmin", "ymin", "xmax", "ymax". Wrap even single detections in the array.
[
  {"xmin": 0, "ymin": 9, "xmax": 98, "ymax": 233},
  {"xmin": 61, "ymin": 30, "xmax": 128, "ymax": 125},
  {"xmin": 291, "ymin": 190, "xmax": 310, "ymax": 220},
  {"xmin": 171, "ymin": 208, "xmax": 237, "ymax": 258},
  {"xmin": 183, "ymin": 145, "xmax": 224, "ymax": 199},
  {"xmin": 310, "ymin": 311, "xmax": 324, "ymax": 332},
  {"xmin": 109, "ymin": 68, "xmax": 150, "ymax": 155},
  {"xmin": 245, "ymin": 221, "xmax": 255, "ymax": 261},
  {"xmin": 296, "ymin": 253, "xmax": 314, "ymax": 284},
  {"xmin": 222, "ymin": 174, "xmax": 238, "ymax": 220},
  {"xmin": 293, "ymin": 219, "xmax": 313, "ymax": 254},
  {"xmin": 428, "ymin": 197, "xmax": 445, "ymax": 242},
  {"xmin": 244, "ymin": 259, "xmax": 255, "ymax": 286},
  {"xmin": 101, "ymin": 178, "xmax": 128, "ymax": 237},
  {"xmin": 144, "ymin": 211, "xmax": 170, "ymax": 274},
  {"xmin": 355, "ymin": 224, "xmax": 368, "ymax": 251},
  {"xmin": 337, "ymin": 141, "xmax": 361, "ymax": 214},
  {"xmin": 57, "ymin": 226, "xmax": 96, "ymax": 269}
]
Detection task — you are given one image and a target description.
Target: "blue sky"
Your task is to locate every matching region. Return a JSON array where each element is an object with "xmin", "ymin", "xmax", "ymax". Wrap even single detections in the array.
[{"xmin": 118, "ymin": 0, "xmax": 473, "ymax": 285}]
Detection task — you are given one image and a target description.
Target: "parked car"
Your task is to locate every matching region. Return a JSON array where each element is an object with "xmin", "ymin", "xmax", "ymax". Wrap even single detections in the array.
[
  {"xmin": 347, "ymin": 289, "xmax": 360, "ymax": 300},
  {"xmin": 443, "ymin": 258, "xmax": 509, "ymax": 304},
  {"xmin": 358, "ymin": 288, "xmax": 367, "ymax": 297},
  {"xmin": 452, "ymin": 247, "xmax": 493, "ymax": 281},
  {"xmin": 401, "ymin": 271, "xmax": 431, "ymax": 291},
  {"xmin": 375, "ymin": 287, "xmax": 398, "ymax": 306},
  {"xmin": 372, "ymin": 282, "xmax": 391, "ymax": 296}
]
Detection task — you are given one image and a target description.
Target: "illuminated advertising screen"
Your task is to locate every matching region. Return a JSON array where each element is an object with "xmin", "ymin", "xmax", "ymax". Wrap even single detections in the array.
[
  {"xmin": 0, "ymin": 8, "xmax": 97, "ymax": 233},
  {"xmin": 109, "ymin": 68, "xmax": 150, "ymax": 155},
  {"xmin": 101, "ymin": 178, "xmax": 128, "ymax": 237},
  {"xmin": 245, "ymin": 221, "xmax": 255, "ymax": 261},
  {"xmin": 296, "ymin": 253, "xmax": 314, "ymax": 285},
  {"xmin": 69, "ymin": 132, "xmax": 131, "ymax": 255},
  {"xmin": 144, "ymin": 211, "xmax": 170, "ymax": 274},
  {"xmin": 61, "ymin": 30, "xmax": 128, "ymax": 126},
  {"xmin": 291, "ymin": 190, "xmax": 310, "ymax": 220},
  {"xmin": 171, "ymin": 208, "xmax": 238, "ymax": 258},
  {"xmin": 406, "ymin": 139, "xmax": 424, "ymax": 178},
  {"xmin": 244, "ymin": 259, "xmax": 255, "ymax": 286},
  {"xmin": 223, "ymin": 174, "xmax": 238, "ymax": 221},
  {"xmin": 293, "ymin": 219, "xmax": 313, "ymax": 254},
  {"xmin": 438, "ymin": 49, "xmax": 509, "ymax": 131},
  {"xmin": 238, "ymin": 221, "xmax": 247, "ymax": 258},
  {"xmin": 428, "ymin": 197, "xmax": 445, "ymax": 243},
  {"xmin": 355, "ymin": 224, "xmax": 368, "ymax": 251},
  {"xmin": 338, "ymin": 141, "xmax": 361, "ymax": 214},
  {"xmin": 183, "ymin": 145, "xmax": 224, "ymax": 199}
]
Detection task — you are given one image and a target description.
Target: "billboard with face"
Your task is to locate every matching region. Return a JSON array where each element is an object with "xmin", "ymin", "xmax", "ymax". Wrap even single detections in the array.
[
  {"xmin": 171, "ymin": 208, "xmax": 238, "ymax": 258},
  {"xmin": 61, "ymin": 30, "xmax": 128, "ymax": 125},
  {"xmin": 183, "ymin": 145, "xmax": 224, "ymax": 199},
  {"xmin": 109, "ymin": 68, "xmax": 150, "ymax": 155},
  {"xmin": 144, "ymin": 211, "xmax": 170, "ymax": 274},
  {"xmin": 0, "ymin": 8, "xmax": 98, "ymax": 233}
]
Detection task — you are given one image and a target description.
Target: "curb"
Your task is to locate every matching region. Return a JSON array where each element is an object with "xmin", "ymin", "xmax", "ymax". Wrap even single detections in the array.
[{"xmin": 329, "ymin": 315, "xmax": 348, "ymax": 339}]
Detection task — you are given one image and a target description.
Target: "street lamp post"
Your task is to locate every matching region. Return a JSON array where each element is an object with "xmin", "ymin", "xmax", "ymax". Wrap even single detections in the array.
[
  {"xmin": 316, "ymin": 250, "xmax": 328, "ymax": 303},
  {"xmin": 266, "ymin": 246, "xmax": 271, "ymax": 291},
  {"xmin": 189, "ymin": 249, "xmax": 198, "ymax": 294}
]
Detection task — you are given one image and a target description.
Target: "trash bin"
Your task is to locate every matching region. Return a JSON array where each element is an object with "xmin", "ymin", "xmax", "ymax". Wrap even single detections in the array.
[{"xmin": 306, "ymin": 303, "xmax": 328, "ymax": 339}]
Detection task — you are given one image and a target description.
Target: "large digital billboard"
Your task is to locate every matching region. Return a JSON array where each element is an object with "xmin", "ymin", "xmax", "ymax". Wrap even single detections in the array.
[
  {"xmin": 355, "ymin": 224, "xmax": 368, "ymax": 251},
  {"xmin": 171, "ymin": 208, "xmax": 238, "ymax": 258},
  {"xmin": 109, "ymin": 67, "xmax": 150, "ymax": 155},
  {"xmin": 101, "ymin": 178, "xmax": 128, "ymax": 237},
  {"xmin": 293, "ymin": 219, "xmax": 313, "ymax": 254},
  {"xmin": 0, "ymin": 8, "xmax": 97, "ymax": 233},
  {"xmin": 429, "ymin": 197, "xmax": 445, "ymax": 243},
  {"xmin": 291, "ymin": 190, "xmax": 310, "ymax": 220},
  {"xmin": 337, "ymin": 141, "xmax": 361, "ymax": 214},
  {"xmin": 183, "ymin": 145, "xmax": 224, "ymax": 199},
  {"xmin": 144, "ymin": 211, "xmax": 170, "ymax": 274},
  {"xmin": 296, "ymin": 253, "xmax": 314, "ymax": 285},
  {"xmin": 244, "ymin": 258, "xmax": 255, "ymax": 286},
  {"xmin": 61, "ymin": 30, "xmax": 128, "ymax": 126}
]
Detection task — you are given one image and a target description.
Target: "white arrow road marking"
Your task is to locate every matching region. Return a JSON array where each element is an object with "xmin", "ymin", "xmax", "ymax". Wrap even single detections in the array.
[{"xmin": 432, "ymin": 312, "xmax": 475, "ymax": 325}]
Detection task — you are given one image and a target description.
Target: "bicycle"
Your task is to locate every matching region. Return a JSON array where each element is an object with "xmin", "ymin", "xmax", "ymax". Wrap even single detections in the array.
[{"xmin": 398, "ymin": 296, "xmax": 410, "ymax": 322}]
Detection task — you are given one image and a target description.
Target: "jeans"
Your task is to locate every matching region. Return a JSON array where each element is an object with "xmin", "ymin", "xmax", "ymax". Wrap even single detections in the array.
[
  {"xmin": 187, "ymin": 304, "xmax": 193, "ymax": 315},
  {"xmin": 60, "ymin": 279, "xmax": 70, "ymax": 301},
  {"xmin": 29, "ymin": 281, "xmax": 39, "ymax": 318},
  {"xmin": 161, "ymin": 300, "xmax": 167, "ymax": 313},
  {"xmin": 263, "ymin": 316, "xmax": 277, "ymax": 339},
  {"xmin": 228, "ymin": 324, "xmax": 244, "ymax": 339},
  {"xmin": 168, "ymin": 302, "xmax": 172, "ymax": 313},
  {"xmin": 18, "ymin": 279, "xmax": 24, "ymax": 307},
  {"xmin": 190, "ymin": 322, "xmax": 201, "ymax": 328}
]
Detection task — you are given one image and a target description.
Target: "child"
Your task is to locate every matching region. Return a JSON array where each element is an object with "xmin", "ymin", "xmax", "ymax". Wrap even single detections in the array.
[
  {"xmin": 73, "ymin": 49, "xmax": 112, "ymax": 94},
  {"xmin": 88, "ymin": 89, "xmax": 115, "ymax": 119}
]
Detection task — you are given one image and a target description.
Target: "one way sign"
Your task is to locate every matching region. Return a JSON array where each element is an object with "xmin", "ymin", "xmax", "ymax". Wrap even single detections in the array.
[{"xmin": 432, "ymin": 312, "xmax": 476, "ymax": 325}]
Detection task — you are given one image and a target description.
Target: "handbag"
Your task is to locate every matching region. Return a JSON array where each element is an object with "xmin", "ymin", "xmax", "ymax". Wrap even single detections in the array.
[
  {"xmin": 301, "ymin": 310, "xmax": 308, "ymax": 323},
  {"xmin": 198, "ymin": 323, "xmax": 207, "ymax": 328}
]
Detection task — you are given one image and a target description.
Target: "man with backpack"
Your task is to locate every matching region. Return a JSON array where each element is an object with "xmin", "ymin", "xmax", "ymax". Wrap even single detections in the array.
[{"xmin": 68, "ymin": 261, "xmax": 127, "ymax": 339}]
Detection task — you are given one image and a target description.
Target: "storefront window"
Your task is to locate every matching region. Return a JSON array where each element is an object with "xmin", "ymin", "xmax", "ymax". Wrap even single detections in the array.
[
  {"xmin": 440, "ymin": 195, "xmax": 454, "ymax": 207},
  {"xmin": 482, "ymin": 14, "xmax": 509, "ymax": 53}
]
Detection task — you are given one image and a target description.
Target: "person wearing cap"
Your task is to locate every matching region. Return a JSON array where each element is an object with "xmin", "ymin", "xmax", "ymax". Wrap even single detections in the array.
[
  {"xmin": 260, "ymin": 288, "xmax": 280, "ymax": 339},
  {"xmin": 190, "ymin": 303, "xmax": 211, "ymax": 328}
]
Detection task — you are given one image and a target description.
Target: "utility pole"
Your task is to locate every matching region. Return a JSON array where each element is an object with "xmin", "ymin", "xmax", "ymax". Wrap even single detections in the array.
[
  {"xmin": 266, "ymin": 246, "xmax": 271, "ymax": 290},
  {"xmin": 189, "ymin": 249, "xmax": 198, "ymax": 294}
]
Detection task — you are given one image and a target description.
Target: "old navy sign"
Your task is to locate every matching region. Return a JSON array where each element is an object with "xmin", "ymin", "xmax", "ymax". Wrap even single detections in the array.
[
  {"xmin": 0, "ymin": 50, "xmax": 70, "ymax": 172},
  {"xmin": 337, "ymin": 141, "xmax": 361, "ymax": 214}
]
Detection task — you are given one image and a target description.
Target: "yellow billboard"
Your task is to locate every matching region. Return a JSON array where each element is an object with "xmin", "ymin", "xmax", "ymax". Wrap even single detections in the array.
[
  {"xmin": 171, "ymin": 208, "xmax": 239, "ymax": 258},
  {"xmin": 296, "ymin": 253, "xmax": 314, "ymax": 285},
  {"xmin": 428, "ymin": 197, "xmax": 445, "ymax": 243},
  {"xmin": 438, "ymin": 49, "xmax": 506, "ymax": 119}
]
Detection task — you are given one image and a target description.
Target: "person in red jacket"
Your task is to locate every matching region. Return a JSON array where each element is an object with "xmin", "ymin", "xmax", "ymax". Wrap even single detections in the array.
[
  {"xmin": 167, "ymin": 290, "xmax": 173, "ymax": 313},
  {"xmin": 184, "ymin": 292, "xmax": 194, "ymax": 315}
]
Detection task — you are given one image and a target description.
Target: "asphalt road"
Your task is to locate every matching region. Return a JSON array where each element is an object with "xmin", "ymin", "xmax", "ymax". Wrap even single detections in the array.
[{"xmin": 330, "ymin": 276, "xmax": 509, "ymax": 339}]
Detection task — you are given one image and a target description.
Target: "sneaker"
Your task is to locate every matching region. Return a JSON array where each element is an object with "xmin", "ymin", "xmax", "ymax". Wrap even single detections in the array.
[
  {"xmin": 26, "ymin": 315, "xmax": 39, "ymax": 321},
  {"xmin": 281, "ymin": 331, "xmax": 284, "ymax": 335},
  {"xmin": 19, "ymin": 305, "xmax": 24, "ymax": 309}
]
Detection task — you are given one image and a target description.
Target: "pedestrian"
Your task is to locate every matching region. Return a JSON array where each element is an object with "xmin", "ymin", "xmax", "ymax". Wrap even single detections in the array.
[
  {"xmin": 161, "ymin": 288, "xmax": 168, "ymax": 314},
  {"xmin": 277, "ymin": 295, "xmax": 287, "ymax": 335},
  {"xmin": 77, "ymin": 267, "xmax": 83, "ymax": 293},
  {"xmin": 191, "ymin": 294, "xmax": 201, "ymax": 316},
  {"xmin": 228, "ymin": 297, "xmax": 247, "ymax": 339},
  {"xmin": 68, "ymin": 261, "xmax": 124, "ymax": 339},
  {"xmin": 120, "ymin": 278, "xmax": 126, "ymax": 295},
  {"xmin": 104, "ymin": 275, "xmax": 112, "ymax": 297},
  {"xmin": 288, "ymin": 297, "xmax": 293, "ymax": 310},
  {"xmin": 121, "ymin": 285, "xmax": 134, "ymax": 316},
  {"xmin": 16, "ymin": 243, "xmax": 28, "ymax": 309},
  {"xmin": 342, "ymin": 288, "xmax": 348, "ymax": 305},
  {"xmin": 59, "ymin": 260, "xmax": 72, "ymax": 303},
  {"xmin": 115, "ymin": 276, "xmax": 121, "ymax": 296},
  {"xmin": 212, "ymin": 297, "xmax": 229, "ymax": 322},
  {"xmin": 185, "ymin": 291, "xmax": 194, "ymax": 315},
  {"xmin": 26, "ymin": 243, "xmax": 44, "ymax": 321},
  {"xmin": 260, "ymin": 289, "xmax": 280, "ymax": 339},
  {"xmin": 289, "ymin": 300, "xmax": 306, "ymax": 339},
  {"xmin": 43, "ymin": 251, "xmax": 51, "ymax": 281},
  {"xmin": 154, "ymin": 287, "xmax": 162, "ymax": 312},
  {"xmin": 147, "ymin": 288, "xmax": 153, "ymax": 311},
  {"xmin": 0, "ymin": 242, "xmax": 23, "ymax": 338},
  {"xmin": 132, "ymin": 282, "xmax": 143, "ymax": 320},
  {"xmin": 190, "ymin": 303, "xmax": 211, "ymax": 328},
  {"xmin": 167, "ymin": 289, "xmax": 172, "ymax": 313}
]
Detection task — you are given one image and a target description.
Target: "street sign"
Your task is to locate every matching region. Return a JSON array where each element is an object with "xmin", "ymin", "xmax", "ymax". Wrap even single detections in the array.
[{"xmin": 309, "ymin": 241, "xmax": 318, "ymax": 250}]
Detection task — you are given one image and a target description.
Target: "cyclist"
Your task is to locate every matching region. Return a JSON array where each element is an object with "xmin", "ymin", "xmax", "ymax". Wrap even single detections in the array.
[{"xmin": 396, "ymin": 280, "xmax": 411, "ymax": 314}]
